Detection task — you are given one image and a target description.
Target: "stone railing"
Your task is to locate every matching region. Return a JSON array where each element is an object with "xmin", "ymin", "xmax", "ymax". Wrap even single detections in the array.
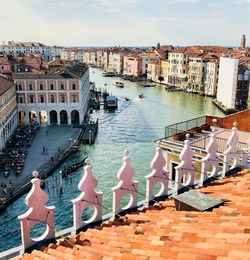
[{"xmin": 18, "ymin": 123, "xmax": 250, "ymax": 253}]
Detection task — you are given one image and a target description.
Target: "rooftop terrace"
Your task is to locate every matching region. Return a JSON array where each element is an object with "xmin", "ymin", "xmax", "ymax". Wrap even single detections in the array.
[{"xmin": 16, "ymin": 168, "xmax": 250, "ymax": 260}]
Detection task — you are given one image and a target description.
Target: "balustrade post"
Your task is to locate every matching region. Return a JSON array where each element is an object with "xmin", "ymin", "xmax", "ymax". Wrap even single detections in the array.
[
  {"xmin": 222, "ymin": 122, "xmax": 239, "ymax": 178},
  {"xmin": 18, "ymin": 171, "xmax": 55, "ymax": 253},
  {"xmin": 241, "ymin": 139, "xmax": 250, "ymax": 169},
  {"xmin": 174, "ymin": 134, "xmax": 195, "ymax": 194},
  {"xmin": 146, "ymin": 141, "xmax": 169, "ymax": 203},
  {"xmin": 71, "ymin": 159, "xmax": 103, "ymax": 232},
  {"xmin": 112, "ymin": 150, "xmax": 139, "ymax": 216},
  {"xmin": 199, "ymin": 128, "xmax": 219, "ymax": 187}
]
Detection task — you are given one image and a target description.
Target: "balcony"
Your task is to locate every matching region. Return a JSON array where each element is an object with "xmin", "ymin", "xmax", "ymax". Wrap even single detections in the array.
[{"xmin": 158, "ymin": 115, "xmax": 249, "ymax": 154}]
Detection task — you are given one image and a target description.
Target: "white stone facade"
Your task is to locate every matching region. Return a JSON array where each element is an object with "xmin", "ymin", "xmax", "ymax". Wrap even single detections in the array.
[
  {"xmin": 108, "ymin": 53, "xmax": 123, "ymax": 74},
  {"xmin": 168, "ymin": 52, "xmax": 189, "ymax": 88},
  {"xmin": 204, "ymin": 61, "xmax": 219, "ymax": 96},
  {"xmin": 217, "ymin": 57, "xmax": 239, "ymax": 109}
]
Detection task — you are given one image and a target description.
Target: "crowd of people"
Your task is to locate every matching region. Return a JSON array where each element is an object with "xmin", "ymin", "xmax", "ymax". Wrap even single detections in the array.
[{"xmin": 0, "ymin": 123, "xmax": 39, "ymax": 205}]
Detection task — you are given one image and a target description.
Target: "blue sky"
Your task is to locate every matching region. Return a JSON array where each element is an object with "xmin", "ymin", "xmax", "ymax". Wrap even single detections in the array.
[{"xmin": 0, "ymin": 0, "xmax": 249, "ymax": 47}]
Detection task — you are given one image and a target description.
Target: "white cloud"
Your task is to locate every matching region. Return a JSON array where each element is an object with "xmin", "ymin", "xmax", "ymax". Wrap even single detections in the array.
[
  {"xmin": 0, "ymin": 0, "xmax": 249, "ymax": 46},
  {"xmin": 167, "ymin": 0, "xmax": 200, "ymax": 3},
  {"xmin": 238, "ymin": 0, "xmax": 250, "ymax": 3}
]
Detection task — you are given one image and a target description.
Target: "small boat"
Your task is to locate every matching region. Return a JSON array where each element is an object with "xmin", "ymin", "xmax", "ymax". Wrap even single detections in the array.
[
  {"xmin": 102, "ymin": 71, "xmax": 115, "ymax": 77},
  {"xmin": 104, "ymin": 83, "xmax": 107, "ymax": 86},
  {"xmin": 141, "ymin": 83, "xmax": 156, "ymax": 87},
  {"xmin": 113, "ymin": 81, "xmax": 124, "ymax": 88},
  {"xmin": 138, "ymin": 93, "xmax": 144, "ymax": 99},
  {"xmin": 105, "ymin": 95, "xmax": 118, "ymax": 109},
  {"xmin": 101, "ymin": 71, "xmax": 108, "ymax": 77},
  {"xmin": 125, "ymin": 97, "xmax": 130, "ymax": 101},
  {"xmin": 62, "ymin": 156, "xmax": 87, "ymax": 178}
]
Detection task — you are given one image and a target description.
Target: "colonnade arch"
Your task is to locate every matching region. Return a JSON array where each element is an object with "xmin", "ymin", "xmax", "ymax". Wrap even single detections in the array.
[
  {"xmin": 18, "ymin": 109, "xmax": 81, "ymax": 126},
  {"xmin": 71, "ymin": 110, "xmax": 80, "ymax": 125}
]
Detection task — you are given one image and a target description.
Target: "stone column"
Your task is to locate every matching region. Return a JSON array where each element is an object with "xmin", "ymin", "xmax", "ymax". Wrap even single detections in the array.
[
  {"xmin": 57, "ymin": 111, "xmax": 60, "ymax": 125},
  {"xmin": 47, "ymin": 110, "xmax": 50, "ymax": 125},
  {"xmin": 0, "ymin": 129, "xmax": 3, "ymax": 151}
]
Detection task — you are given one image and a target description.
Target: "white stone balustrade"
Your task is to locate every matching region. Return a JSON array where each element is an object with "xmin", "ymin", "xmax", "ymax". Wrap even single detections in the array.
[
  {"xmin": 72, "ymin": 159, "xmax": 103, "ymax": 232},
  {"xmin": 146, "ymin": 141, "xmax": 169, "ymax": 203},
  {"xmin": 241, "ymin": 138, "xmax": 250, "ymax": 169},
  {"xmin": 17, "ymin": 137, "xmax": 249, "ymax": 252},
  {"xmin": 199, "ymin": 128, "xmax": 219, "ymax": 187},
  {"xmin": 112, "ymin": 150, "xmax": 139, "ymax": 215},
  {"xmin": 174, "ymin": 134, "xmax": 195, "ymax": 194},
  {"xmin": 18, "ymin": 171, "xmax": 55, "ymax": 252},
  {"xmin": 222, "ymin": 122, "xmax": 239, "ymax": 177}
]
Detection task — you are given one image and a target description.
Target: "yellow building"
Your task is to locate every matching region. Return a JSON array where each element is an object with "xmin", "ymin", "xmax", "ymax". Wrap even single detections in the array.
[{"xmin": 0, "ymin": 75, "xmax": 18, "ymax": 151}]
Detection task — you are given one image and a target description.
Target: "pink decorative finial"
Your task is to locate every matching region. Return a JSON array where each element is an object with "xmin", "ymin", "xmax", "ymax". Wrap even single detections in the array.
[
  {"xmin": 112, "ymin": 150, "xmax": 138, "ymax": 215},
  {"xmin": 186, "ymin": 133, "xmax": 190, "ymax": 140},
  {"xmin": 233, "ymin": 121, "xmax": 238, "ymax": 127},
  {"xmin": 156, "ymin": 140, "xmax": 161, "ymax": 147},
  {"xmin": 85, "ymin": 158, "xmax": 91, "ymax": 165},
  {"xmin": 72, "ymin": 159, "xmax": 103, "ymax": 231},
  {"xmin": 32, "ymin": 171, "xmax": 39, "ymax": 178}
]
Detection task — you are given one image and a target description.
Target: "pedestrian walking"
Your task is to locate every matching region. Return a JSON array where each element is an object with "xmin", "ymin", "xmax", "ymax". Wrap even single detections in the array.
[
  {"xmin": 43, "ymin": 146, "xmax": 45, "ymax": 154},
  {"xmin": 46, "ymin": 129, "xmax": 48, "ymax": 136},
  {"xmin": 45, "ymin": 148, "xmax": 48, "ymax": 154}
]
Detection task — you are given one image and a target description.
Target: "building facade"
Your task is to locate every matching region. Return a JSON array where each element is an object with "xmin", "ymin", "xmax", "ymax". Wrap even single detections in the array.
[
  {"xmin": 216, "ymin": 57, "xmax": 250, "ymax": 111},
  {"xmin": 0, "ymin": 75, "xmax": 18, "ymax": 151},
  {"xmin": 168, "ymin": 49, "xmax": 190, "ymax": 89},
  {"xmin": 123, "ymin": 55, "xmax": 142, "ymax": 77},
  {"xmin": 14, "ymin": 62, "xmax": 90, "ymax": 125},
  {"xmin": 1, "ymin": 41, "xmax": 52, "ymax": 60},
  {"xmin": 108, "ymin": 52, "xmax": 124, "ymax": 74},
  {"xmin": 204, "ymin": 60, "xmax": 219, "ymax": 96}
]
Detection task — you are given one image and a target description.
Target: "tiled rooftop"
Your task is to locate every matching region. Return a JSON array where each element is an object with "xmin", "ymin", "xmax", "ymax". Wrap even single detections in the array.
[
  {"xmin": 0, "ymin": 75, "xmax": 15, "ymax": 95},
  {"xmin": 18, "ymin": 169, "xmax": 250, "ymax": 259}
]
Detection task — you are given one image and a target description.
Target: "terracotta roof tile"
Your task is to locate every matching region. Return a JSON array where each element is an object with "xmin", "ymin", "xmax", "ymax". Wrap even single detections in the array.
[
  {"xmin": 0, "ymin": 75, "xmax": 15, "ymax": 95},
  {"xmin": 19, "ymin": 169, "xmax": 250, "ymax": 259}
]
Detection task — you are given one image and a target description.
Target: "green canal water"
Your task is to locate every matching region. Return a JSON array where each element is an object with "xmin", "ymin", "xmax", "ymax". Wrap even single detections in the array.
[{"xmin": 0, "ymin": 68, "xmax": 224, "ymax": 252}]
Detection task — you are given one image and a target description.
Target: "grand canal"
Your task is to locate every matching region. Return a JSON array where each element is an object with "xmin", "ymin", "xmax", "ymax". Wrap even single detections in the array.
[{"xmin": 0, "ymin": 68, "xmax": 224, "ymax": 252}]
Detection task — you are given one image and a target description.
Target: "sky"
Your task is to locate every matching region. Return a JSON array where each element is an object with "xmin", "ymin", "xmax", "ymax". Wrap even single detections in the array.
[{"xmin": 0, "ymin": 0, "xmax": 249, "ymax": 47}]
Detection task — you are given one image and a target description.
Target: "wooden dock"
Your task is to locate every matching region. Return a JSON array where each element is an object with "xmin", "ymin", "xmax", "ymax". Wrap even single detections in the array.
[{"xmin": 72, "ymin": 120, "xmax": 98, "ymax": 144}]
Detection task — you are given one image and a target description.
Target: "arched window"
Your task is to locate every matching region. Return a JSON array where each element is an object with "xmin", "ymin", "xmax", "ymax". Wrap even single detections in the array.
[
  {"xmin": 72, "ymin": 94, "xmax": 77, "ymax": 103},
  {"xmin": 29, "ymin": 83, "xmax": 33, "ymax": 90},
  {"xmin": 72, "ymin": 83, "xmax": 76, "ymax": 90},
  {"xmin": 40, "ymin": 83, "xmax": 44, "ymax": 90},
  {"xmin": 51, "ymin": 95, "xmax": 55, "ymax": 103},
  {"xmin": 61, "ymin": 83, "xmax": 64, "ymax": 90},
  {"xmin": 18, "ymin": 84, "xmax": 22, "ymax": 90},
  {"xmin": 40, "ymin": 95, "xmax": 44, "ymax": 103},
  {"xmin": 50, "ymin": 83, "xmax": 54, "ymax": 90}
]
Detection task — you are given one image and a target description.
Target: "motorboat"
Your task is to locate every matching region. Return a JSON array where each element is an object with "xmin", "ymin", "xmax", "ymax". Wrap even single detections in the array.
[
  {"xmin": 138, "ymin": 93, "xmax": 144, "ymax": 98},
  {"xmin": 101, "ymin": 71, "xmax": 108, "ymax": 77},
  {"xmin": 105, "ymin": 95, "xmax": 118, "ymax": 109},
  {"xmin": 113, "ymin": 81, "xmax": 124, "ymax": 88},
  {"xmin": 102, "ymin": 71, "xmax": 115, "ymax": 77}
]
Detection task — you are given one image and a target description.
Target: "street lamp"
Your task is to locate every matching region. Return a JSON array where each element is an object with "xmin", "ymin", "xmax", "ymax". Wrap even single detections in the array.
[
  {"xmin": 59, "ymin": 170, "xmax": 63, "ymax": 194},
  {"xmin": 89, "ymin": 130, "xmax": 92, "ymax": 144}
]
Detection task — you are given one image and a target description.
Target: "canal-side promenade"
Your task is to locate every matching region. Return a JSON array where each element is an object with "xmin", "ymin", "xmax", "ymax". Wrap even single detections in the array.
[{"xmin": 0, "ymin": 125, "xmax": 80, "ymax": 207}]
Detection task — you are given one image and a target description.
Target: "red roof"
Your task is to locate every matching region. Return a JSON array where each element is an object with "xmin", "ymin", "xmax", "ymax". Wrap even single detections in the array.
[
  {"xmin": 0, "ymin": 75, "xmax": 15, "ymax": 95},
  {"xmin": 21, "ymin": 169, "xmax": 250, "ymax": 259}
]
